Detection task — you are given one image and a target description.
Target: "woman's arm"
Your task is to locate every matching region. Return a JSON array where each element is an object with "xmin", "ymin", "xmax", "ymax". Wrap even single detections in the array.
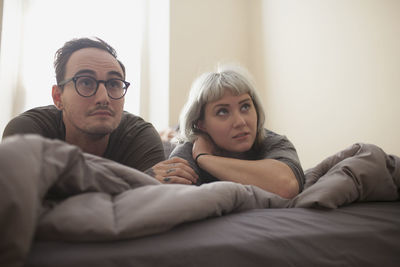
[
  {"xmin": 193, "ymin": 134, "xmax": 300, "ymax": 199},
  {"xmin": 196, "ymin": 155, "xmax": 299, "ymax": 199}
]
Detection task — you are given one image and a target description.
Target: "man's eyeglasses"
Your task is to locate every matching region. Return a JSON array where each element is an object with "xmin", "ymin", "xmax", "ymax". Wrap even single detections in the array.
[{"xmin": 58, "ymin": 76, "xmax": 130, "ymax": 100}]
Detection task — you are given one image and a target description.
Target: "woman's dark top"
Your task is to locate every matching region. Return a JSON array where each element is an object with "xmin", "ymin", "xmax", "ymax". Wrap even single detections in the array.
[{"xmin": 170, "ymin": 129, "xmax": 305, "ymax": 192}]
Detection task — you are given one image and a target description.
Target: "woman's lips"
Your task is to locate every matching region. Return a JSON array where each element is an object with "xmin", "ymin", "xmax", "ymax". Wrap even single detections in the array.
[{"xmin": 233, "ymin": 132, "xmax": 249, "ymax": 139}]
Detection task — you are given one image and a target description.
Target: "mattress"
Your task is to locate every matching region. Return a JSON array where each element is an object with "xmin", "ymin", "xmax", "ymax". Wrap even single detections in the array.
[{"xmin": 26, "ymin": 201, "xmax": 400, "ymax": 267}]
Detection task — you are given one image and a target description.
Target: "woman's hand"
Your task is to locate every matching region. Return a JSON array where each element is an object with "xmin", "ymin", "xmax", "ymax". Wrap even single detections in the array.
[
  {"xmin": 145, "ymin": 157, "xmax": 198, "ymax": 184},
  {"xmin": 192, "ymin": 134, "xmax": 216, "ymax": 159}
]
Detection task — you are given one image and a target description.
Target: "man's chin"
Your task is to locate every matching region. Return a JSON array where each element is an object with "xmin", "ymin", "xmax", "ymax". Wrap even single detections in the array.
[{"xmin": 85, "ymin": 125, "xmax": 116, "ymax": 136}]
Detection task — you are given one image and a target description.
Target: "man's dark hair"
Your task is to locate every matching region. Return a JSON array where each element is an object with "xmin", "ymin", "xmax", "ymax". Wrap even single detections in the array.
[{"xmin": 54, "ymin": 37, "xmax": 126, "ymax": 85}]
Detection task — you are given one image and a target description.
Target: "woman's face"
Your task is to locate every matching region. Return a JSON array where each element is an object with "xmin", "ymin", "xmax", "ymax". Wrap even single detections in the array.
[{"xmin": 198, "ymin": 90, "xmax": 258, "ymax": 153}]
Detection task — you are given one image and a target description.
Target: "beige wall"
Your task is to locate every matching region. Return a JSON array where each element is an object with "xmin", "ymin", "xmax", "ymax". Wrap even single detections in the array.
[
  {"xmin": 260, "ymin": 0, "xmax": 400, "ymax": 168},
  {"xmin": 169, "ymin": 0, "xmax": 264, "ymax": 126},
  {"xmin": 169, "ymin": 0, "xmax": 400, "ymax": 169}
]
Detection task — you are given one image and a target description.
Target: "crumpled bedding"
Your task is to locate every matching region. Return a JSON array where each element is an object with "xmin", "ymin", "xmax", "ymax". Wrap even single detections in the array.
[{"xmin": 0, "ymin": 134, "xmax": 399, "ymax": 267}]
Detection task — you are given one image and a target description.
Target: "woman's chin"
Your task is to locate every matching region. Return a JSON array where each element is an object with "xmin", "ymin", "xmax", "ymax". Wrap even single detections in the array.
[{"xmin": 223, "ymin": 143, "xmax": 253, "ymax": 154}]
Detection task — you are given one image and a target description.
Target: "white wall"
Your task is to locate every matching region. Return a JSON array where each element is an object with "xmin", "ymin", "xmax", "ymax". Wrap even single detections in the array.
[
  {"xmin": 0, "ymin": 0, "xmax": 24, "ymax": 135},
  {"xmin": 140, "ymin": 0, "xmax": 170, "ymax": 131},
  {"xmin": 260, "ymin": 0, "xmax": 400, "ymax": 168}
]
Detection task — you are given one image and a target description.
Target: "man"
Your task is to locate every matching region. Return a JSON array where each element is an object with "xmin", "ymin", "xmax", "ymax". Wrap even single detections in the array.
[{"xmin": 2, "ymin": 37, "xmax": 197, "ymax": 185}]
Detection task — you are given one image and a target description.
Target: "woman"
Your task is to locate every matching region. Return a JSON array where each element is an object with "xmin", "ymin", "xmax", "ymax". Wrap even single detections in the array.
[{"xmin": 170, "ymin": 65, "xmax": 305, "ymax": 199}]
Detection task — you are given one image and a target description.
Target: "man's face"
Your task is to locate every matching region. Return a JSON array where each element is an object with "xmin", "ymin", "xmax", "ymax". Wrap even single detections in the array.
[{"xmin": 54, "ymin": 48, "xmax": 125, "ymax": 138}]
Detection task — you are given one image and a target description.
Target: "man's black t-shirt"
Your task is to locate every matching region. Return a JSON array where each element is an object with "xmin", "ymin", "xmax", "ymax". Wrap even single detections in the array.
[{"xmin": 2, "ymin": 105, "xmax": 165, "ymax": 172}]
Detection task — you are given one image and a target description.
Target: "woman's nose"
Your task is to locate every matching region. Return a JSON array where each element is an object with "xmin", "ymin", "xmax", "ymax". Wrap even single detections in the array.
[{"xmin": 232, "ymin": 113, "xmax": 246, "ymax": 128}]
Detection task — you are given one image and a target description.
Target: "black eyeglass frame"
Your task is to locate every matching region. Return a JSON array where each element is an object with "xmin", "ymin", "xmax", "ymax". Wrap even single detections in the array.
[{"xmin": 58, "ymin": 75, "xmax": 130, "ymax": 100}]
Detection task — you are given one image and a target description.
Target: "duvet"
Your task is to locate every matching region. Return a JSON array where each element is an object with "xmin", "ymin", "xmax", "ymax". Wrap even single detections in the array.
[{"xmin": 0, "ymin": 134, "xmax": 399, "ymax": 267}]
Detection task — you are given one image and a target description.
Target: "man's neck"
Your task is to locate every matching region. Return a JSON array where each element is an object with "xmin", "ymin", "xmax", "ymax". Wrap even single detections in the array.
[{"xmin": 66, "ymin": 133, "xmax": 110, "ymax": 157}]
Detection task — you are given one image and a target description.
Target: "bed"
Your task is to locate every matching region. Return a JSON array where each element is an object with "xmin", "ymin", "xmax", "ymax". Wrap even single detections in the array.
[{"xmin": 1, "ymin": 134, "xmax": 399, "ymax": 267}]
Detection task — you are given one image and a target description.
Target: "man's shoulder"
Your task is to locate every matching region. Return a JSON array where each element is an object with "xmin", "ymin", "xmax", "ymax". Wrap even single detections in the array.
[
  {"xmin": 113, "ymin": 111, "xmax": 159, "ymax": 140},
  {"xmin": 118, "ymin": 111, "xmax": 153, "ymax": 132},
  {"xmin": 105, "ymin": 111, "xmax": 165, "ymax": 170},
  {"xmin": 17, "ymin": 105, "xmax": 62, "ymax": 128},
  {"xmin": 3, "ymin": 105, "xmax": 63, "ymax": 139},
  {"xmin": 120, "ymin": 111, "xmax": 145, "ymax": 124},
  {"xmin": 20, "ymin": 105, "xmax": 61, "ymax": 119}
]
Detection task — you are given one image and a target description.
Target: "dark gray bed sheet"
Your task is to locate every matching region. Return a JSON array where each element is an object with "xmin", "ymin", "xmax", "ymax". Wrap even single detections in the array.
[{"xmin": 26, "ymin": 201, "xmax": 400, "ymax": 267}]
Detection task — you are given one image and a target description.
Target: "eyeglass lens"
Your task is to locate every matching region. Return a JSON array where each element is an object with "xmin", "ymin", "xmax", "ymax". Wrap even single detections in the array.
[{"xmin": 75, "ymin": 76, "xmax": 127, "ymax": 99}]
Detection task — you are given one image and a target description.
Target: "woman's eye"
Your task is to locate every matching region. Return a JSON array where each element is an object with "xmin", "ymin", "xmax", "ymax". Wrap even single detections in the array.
[
  {"xmin": 216, "ymin": 108, "xmax": 228, "ymax": 116},
  {"xmin": 241, "ymin": 103, "xmax": 251, "ymax": 111}
]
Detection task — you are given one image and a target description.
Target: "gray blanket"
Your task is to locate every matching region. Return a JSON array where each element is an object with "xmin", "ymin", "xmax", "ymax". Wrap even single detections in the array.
[{"xmin": 1, "ymin": 135, "xmax": 399, "ymax": 267}]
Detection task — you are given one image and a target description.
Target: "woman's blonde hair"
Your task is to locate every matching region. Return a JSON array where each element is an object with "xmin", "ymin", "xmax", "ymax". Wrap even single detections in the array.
[{"xmin": 179, "ymin": 64, "xmax": 266, "ymax": 148}]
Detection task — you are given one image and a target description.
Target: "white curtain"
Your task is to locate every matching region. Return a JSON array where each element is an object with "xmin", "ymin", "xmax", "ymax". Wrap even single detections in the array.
[{"xmin": 0, "ymin": 0, "xmax": 168, "ymax": 133}]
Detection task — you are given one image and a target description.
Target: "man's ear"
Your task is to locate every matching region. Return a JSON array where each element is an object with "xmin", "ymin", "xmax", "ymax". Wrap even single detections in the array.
[{"xmin": 52, "ymin": 85, "xmax": 63, "ymax": 110}]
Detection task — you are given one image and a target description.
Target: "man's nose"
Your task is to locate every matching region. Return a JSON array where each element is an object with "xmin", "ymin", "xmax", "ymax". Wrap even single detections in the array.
[{"xmin": 94, "ymin": 82, "xmax": 110, "ymax": 103}]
